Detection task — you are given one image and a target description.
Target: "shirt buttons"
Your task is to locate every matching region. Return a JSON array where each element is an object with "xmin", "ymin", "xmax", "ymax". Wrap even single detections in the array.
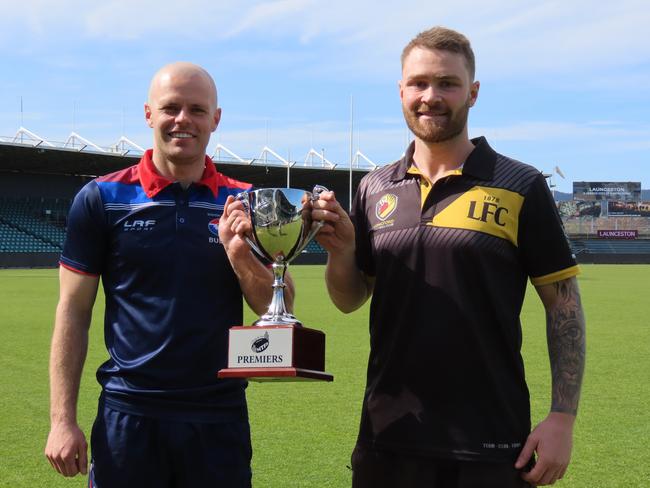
[{"xmin": 179, "ymin": 217, "xmax": 185, "ymax": 224}]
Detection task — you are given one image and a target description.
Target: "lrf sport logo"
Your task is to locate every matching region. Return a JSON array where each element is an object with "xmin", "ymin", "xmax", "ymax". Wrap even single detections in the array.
[{"xmin": 123, "ymin": 219, "xmax": 156, "ymax": 231}]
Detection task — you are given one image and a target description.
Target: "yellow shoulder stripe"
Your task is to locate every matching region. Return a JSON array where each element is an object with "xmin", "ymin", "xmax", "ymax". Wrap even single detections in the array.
[{"xmin": 530, "ymin": 265, "xmax": 580, "ymax": 286}]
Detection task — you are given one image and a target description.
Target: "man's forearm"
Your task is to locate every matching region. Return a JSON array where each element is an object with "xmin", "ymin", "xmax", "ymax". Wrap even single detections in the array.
[
  {"xmin": 229, "ymin": 251, "xmax": 282, "ymax": 316},
  {"xmin": 325, "ymin": 249, "xmax": 372, "ymax": 313},
  {"xmin": 49, "ymin": 303, "xmax": 91, "ymax": 424},
  {"xmin": 546, "ymin": 279, "xmax": 586, "ymax": 415}
]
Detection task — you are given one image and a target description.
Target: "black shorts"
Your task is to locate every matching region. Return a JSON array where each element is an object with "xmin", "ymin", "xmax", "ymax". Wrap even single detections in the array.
[
  {"xmin": 89, "ymin": 403, "xmax": 252, "ymax": 488},
  {"xmin": 351, "ymin": 445, "xmax": 533, "ymax": 488}
]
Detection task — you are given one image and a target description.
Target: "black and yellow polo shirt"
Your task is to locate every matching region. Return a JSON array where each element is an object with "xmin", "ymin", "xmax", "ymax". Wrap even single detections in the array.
[{"xmin": 351, "ymin": 136, "xmax": 578, "ymax": 462}]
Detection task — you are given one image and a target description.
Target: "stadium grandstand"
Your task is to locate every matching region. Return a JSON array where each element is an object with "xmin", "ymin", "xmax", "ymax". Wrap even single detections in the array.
[
  {"xmin": 0, "ymin": 128, "xmax": 375, "ymax": 268},
  {"xmin": 557, "ymin": 181, "xmax": 650, "ymax": 264},
  {"xmin": 1, "ymin": 128, "xmax": 649, "ymax": 267}
]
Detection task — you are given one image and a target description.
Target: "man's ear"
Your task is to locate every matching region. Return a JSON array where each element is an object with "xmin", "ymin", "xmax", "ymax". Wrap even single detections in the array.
[
  {"xmin": 212, "ymin": 107, "xmax": 221, "ymax": 132},
  {"xmin": 144, "ymin": 103, "xmax": 154, "ymax": 128},
  {"xmin": 468, "ymin": 81, "xmax": 480, "ymax": 107}
]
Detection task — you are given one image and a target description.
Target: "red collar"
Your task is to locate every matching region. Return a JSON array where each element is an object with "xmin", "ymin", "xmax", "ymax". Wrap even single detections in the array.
[{"xmin": 138, "ymin": 149, "xmax": 219, "ymax": 198}]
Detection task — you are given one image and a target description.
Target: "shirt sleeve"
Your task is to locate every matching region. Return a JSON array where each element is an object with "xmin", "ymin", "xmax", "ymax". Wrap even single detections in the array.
[
  {"xmin": 59, "ymin": 181, "xmax": 107, "ymax": 276},
  {"xmin": 351, "ymin": 180, "xmax": 375, "ymax": 277},
  {"xmin": 518, "ymin": 173, "xmax": 579, "ymax": 286}
]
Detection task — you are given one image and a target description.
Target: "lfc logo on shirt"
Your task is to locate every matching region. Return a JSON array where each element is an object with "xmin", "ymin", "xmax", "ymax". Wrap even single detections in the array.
[{"xmin": 430, "ymin": 186, "xmax": 523, "ymax": 245}]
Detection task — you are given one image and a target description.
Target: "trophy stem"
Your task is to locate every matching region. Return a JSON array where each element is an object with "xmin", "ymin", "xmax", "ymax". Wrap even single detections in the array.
[
  {"xmin": 269, "ymin": 261, "xmax": 288, "ymax": 317},
  {"xmin": 254, "ymin": 260, "xmax": 301, "ymax": 326}
]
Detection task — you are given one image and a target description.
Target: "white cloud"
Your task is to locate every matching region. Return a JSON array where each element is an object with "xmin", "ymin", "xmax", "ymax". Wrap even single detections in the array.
[
  {"xmin": 215, "ymin": 122, "xmax": 404, "ymax": 165},
  {"xmin": 82, "ymin": 1, "xmax": 244, "ymax": 40},
  {"xmin": 223, "ymin": 0, "xmax": 316, "ymax": 39},
  {"xmin": 472, "ymin": 120, "xmax": 650, "ymax": 142},
  {"xmin": 2, "ymin": 0, "xmax": 648, "ymax": 82},
  {"xmin": 473, "ymin": 1, "xmax": 650, "ymax": 78},
  {"xmin": 1, "ymin": 0, "xmax": 648, "ymax": 190}
]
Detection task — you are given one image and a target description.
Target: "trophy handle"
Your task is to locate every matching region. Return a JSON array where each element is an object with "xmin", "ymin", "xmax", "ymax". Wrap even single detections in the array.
[
  {"xmin": 307, "ymin": 185, "xmax": 328, "ymax": 241},
  {"xmin": 287, "ymin": 185, "xmax": 328, "ymax": 258},
  {"xmin": 235, "ymin": 191, "xmax": 269, "ymax": 260},
  {"xmin": 312, "ymin": 184, "xmax": 328, "ymax": 199}
]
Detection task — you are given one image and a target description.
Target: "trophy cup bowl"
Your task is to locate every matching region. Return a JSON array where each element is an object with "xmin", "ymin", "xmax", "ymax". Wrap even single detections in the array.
[
  {"xmin": 218, "ymin": 186, "xmax": 334, "ymax": 382},
  {"xmin": 243, "ymin": 187, "xmax": 323, "ymax": 327}
]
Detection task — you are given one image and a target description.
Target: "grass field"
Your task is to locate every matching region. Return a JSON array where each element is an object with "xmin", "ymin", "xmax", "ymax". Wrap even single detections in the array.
[{"xmin": 1, "ymin": 264, "xmax": 649, "ymax": 487}]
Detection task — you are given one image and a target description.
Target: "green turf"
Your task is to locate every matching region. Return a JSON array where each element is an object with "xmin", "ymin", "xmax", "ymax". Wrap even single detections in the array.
[{"xmin": 0, "ymin": 264, "xmax": 648, "ymax": 487}]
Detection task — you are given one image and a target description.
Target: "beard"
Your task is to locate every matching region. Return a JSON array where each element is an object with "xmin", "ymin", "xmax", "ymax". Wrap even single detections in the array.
[{"xmin": 403, "ymin": 97, "xmax": 471, "ymax": 144}]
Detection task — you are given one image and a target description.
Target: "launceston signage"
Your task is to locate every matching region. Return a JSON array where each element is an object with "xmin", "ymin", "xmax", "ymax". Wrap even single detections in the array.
[{"xmin": 597, "ymin": 230, "xmax": 638, "ymax": 239}]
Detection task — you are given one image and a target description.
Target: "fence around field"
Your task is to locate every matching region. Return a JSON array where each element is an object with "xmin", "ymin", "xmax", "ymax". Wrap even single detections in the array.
[{"xmin": 562, "ymin": 215, "xmax": 650, "ymax": 237}]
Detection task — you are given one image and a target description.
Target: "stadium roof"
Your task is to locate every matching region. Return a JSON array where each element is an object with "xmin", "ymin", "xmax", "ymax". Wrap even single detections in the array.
[
  {"xmin": 0, "ymin": 140, "xmax": 136, "ymax": 176},
  {"xmin": 1, "ymin": 126, "xmax": 379, "ymax": 175},
  {"xmin": 0, "ymin": 132, "xmax": 373, "ymax": 210}
]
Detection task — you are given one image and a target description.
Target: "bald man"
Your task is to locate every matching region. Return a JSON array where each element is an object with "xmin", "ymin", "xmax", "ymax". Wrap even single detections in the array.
[{"xmin": 45, "ymin": 62, "xmax": 284, "ymax": 487}]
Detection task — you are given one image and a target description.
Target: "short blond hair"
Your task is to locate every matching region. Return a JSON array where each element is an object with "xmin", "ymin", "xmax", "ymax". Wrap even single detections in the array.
[{"xmin": 401, "ymin": 26, "xmax": 475, "ymax": 80}]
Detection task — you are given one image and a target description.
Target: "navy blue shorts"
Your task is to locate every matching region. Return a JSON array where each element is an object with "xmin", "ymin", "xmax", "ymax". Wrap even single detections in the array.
[
  {"xmin": 89, "ymin": 403, "xmax": 252, "ymax": 488},
  {"xmin": 351, "ymin": 445, "xmax": 533, "ymax": 488}
]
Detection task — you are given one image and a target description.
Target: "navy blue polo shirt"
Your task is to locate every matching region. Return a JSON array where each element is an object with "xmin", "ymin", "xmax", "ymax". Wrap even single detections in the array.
[{"xmin": 60, "ymin": 150, "xmax": 252, "ymax": 422}]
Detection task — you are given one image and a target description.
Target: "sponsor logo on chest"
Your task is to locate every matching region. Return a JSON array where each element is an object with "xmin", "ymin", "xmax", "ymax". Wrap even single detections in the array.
[
  {"xmin": 376, "ymin": 193, "xmax": 398, "ymax": 220},
  {"xmin": 208, "ymin": 217, "xmax": 221, "ymax": 244},
  {"xmin": 123, "ymin": 219, "xmax": 156, "ymax": 231},
  {"xmin": 373, "ymin": 193, "xmax": 399, "ymax": 230}
]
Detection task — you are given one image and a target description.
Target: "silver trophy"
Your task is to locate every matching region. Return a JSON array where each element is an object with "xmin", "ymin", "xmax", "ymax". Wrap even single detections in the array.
[
  {"xmin": 218, "ymin": 186, "xmax": 333, "ymax": 381},
  {"xmin": 238, "ymin": 186, "xmax": 326, "ymax": 326}
]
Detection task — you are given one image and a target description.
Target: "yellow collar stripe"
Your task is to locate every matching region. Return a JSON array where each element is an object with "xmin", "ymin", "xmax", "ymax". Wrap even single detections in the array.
[{"xmin": 408, "ymin": 165, "xmax": 464, "ymax": 209}]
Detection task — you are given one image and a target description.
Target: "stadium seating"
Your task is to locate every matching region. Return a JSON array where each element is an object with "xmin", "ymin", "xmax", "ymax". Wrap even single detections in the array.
[
  {"xmin": 563, "ymin": 213, "xmax": 650, "ymax": 261},
  {"xmin": 6, "ymin": 196, "xmax": 648, "ymax": 257},
  {"xmin": 0, "ymin": 197, "xmax": 69, "ymax": 252},
  {"xmin": 571, "ymin": 239, "xmax": 650, "ymax": 255},
  {"xmin": 304, "ymin": 240, "xmax": 326, "ymax": 253},
  {"xmin": 0, "ymin": 196, "xmax": 331, "ymax": 255}
]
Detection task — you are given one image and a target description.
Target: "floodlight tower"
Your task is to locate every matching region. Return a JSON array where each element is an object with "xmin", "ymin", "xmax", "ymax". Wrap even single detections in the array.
[
  {"xmin": 546, "ymin": 165, "xmax": 566, "ymax": 201},
  {"xmin": 554, "ymin": 166, "xmax": 566, "ymax": 200}
]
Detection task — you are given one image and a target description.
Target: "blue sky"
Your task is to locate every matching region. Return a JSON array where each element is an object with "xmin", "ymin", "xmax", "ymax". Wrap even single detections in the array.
[{"xmin": 0, "ymin": 0, "xmax": 648, "ymax": 193}]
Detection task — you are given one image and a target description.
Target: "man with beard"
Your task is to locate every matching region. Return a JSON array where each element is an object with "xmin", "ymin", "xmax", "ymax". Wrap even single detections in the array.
[{"xmin": 312, "ymin": 27, "xmax": 585, "ymax": 487}]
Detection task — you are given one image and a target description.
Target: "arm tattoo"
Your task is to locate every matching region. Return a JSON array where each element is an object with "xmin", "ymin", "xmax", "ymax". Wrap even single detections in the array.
[{"xmin": 547, "ymin": 279, "xmax": 586, "ymax": 416}]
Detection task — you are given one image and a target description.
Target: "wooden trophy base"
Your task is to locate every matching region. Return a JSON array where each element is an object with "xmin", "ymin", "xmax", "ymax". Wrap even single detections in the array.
[{"xmin": 217, "ymin": 325, "xmax": 333, "ymax": 382}]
